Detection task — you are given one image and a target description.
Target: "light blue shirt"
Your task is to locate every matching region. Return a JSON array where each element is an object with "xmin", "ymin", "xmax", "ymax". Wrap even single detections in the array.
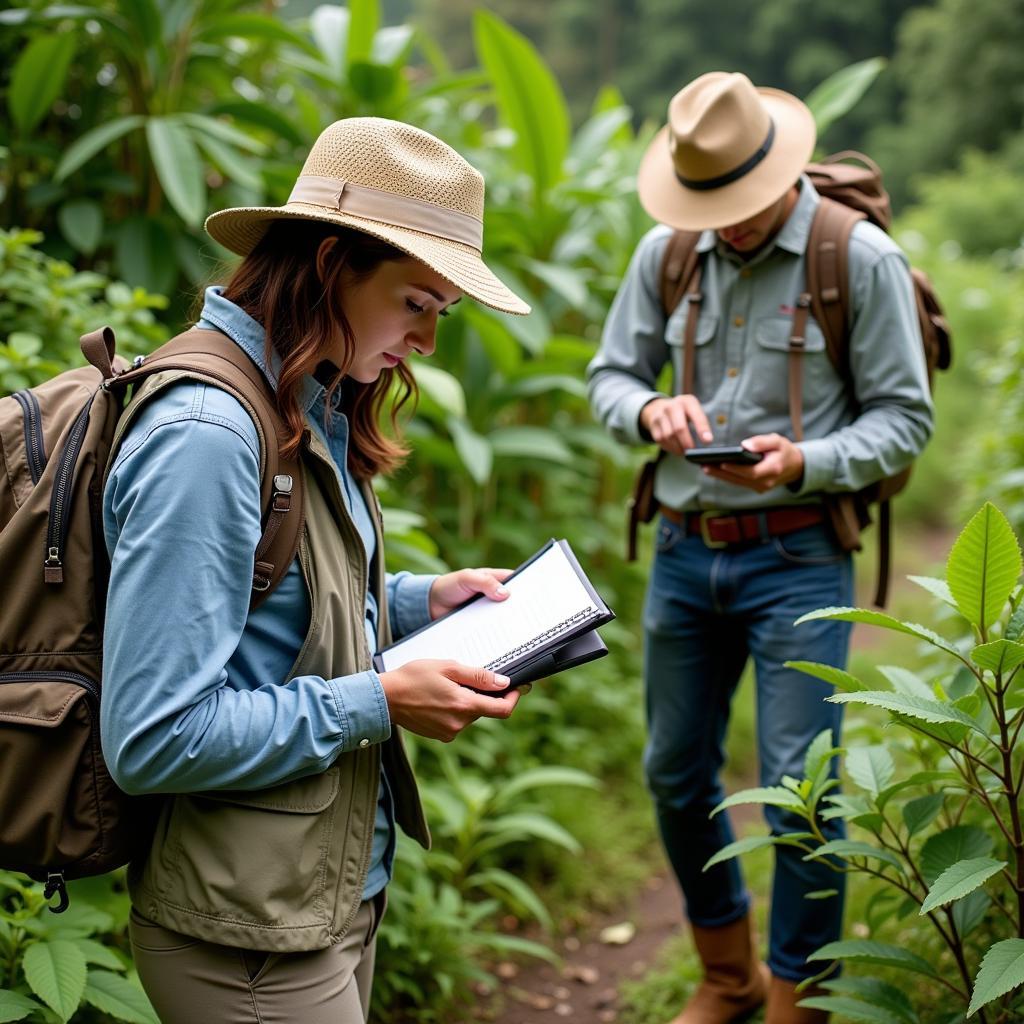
[{"xmin": 101, "ymin": 286, "xmax": 436, "ymax": 899}]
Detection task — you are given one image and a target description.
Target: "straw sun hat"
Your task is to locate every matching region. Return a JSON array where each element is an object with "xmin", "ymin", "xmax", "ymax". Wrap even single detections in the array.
[
  {"xmin": 637, "ymin": 72, "xmax": 816, "ymax": 232},
  {"xmin": 205, "ymin": 117, "xmax": 530, "ymax": 316}
]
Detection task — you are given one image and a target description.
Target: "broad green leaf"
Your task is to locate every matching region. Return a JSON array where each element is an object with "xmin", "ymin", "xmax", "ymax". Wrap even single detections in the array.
[
  {"xmin": 310, "ymin": 5, "xmax": 349, "ymax": 78},
  {"xmin": 494, "ymin": 766, "xmax": 598, "ymax": 804},
  {"xmin": 828, "ymin": 691, "xmax": 987, "ymax": 737},
  {"xmin": 178, "ymin": 113, "xmax": 266, "ymax": 155},
  {"xmin": 39, "ymin": 901, "xmax": 113, "ymax": 939},
  {"xmin": 115, "ymin": 218, "xmax": 176, "ymax": 297},
  {"xmin": 146, "ymin": 118, "xmax": 206, "ymax": 228},
  {"xmin": 348, "ymin": 62, "xmax": 400, "ymax": 104},
  {"xmin": 953, "ymin": 889, "xmax": 991, "ymax": 938},
  {"xmin": 474, "ymin": 10, "xmax": 570, "ymax": 198},
  {"xmin": 73, "ymin": 940, "xmax": 125, "ymax": 971},
  {"xmin": 920, "ymin": 857, "xmax": 1005, "ymax": 914},
  {"xmin": 822, "ymin": 793, "xmax": 883, "ymax": 831},
  {"xmin": 23, "ymin": 940, "xmax": 87, "ymax": 1021},
  {"xmin": 194, "ymin": 134, "xmax": 263, "ymax": 193},
  {"xmin": 207, "ymin": 100, "xmax": 307, "ymax": 147},
  {"xmin": 907, "ymin": 574, "xmax": 959, "ymax": 609},
  {"xmin": 518, "ymin": 258, "xmax": 590, "ymax": 310},
  {"xmin": 804, "ymin": 58, "xmax": 886, "ymax": 137},
  {"xmin": 117, "ymin": 0, "xmax": 161, "ymax": 48},
  {"xmin": 346, "ymin": 0, "xmax": 378, "ymax": 65},
  {"xmin": 797, "ymin": 995, "xmax": 909, "ymax": 1024},
  {"xmin": 465, "ymin": 867, "xmax": 552, "ymax": 929},
  {"xmin": 54, "ymin": 115, "xmax": 146, "ymax": 181},
  {"xmin": 972, "ymin": 639, "xmax": 1024, "ymax": 674},
  {"xmin": 796, "ymin": 607, "xmax": 963, "ymax": 659},
  {"xmin": 195, "ymin": 13, "xmax": 317, "ymax": 56},
  {"xmin": 412, "ymin": 362, "xmax": 465, "ymax": 418},
  {"xmin": 968, "ymin": 938, "xmax": 1024, "ymax": 1017},
  {"xmin": 846, "ymin": 745, "xmax": 894, "ymax": 796},
  {"xmin": 703, "ymin": 834, "xmax": 812, "ymax": 871},
  {"xmin": 57, "ymin": 199, "xmax": 103, "ymax": 255},
  {"xmin": 920, "ymin": 826, "xmax": 994, "ymax": 885},
  {"xmin": 503, "ymin": 375, "xmax": 588, "ymax": 401},
  {"xmin": 876, "ymin": 665, "xmax": 934, "ymax": 700},
  {"xmin": 902, "ymin": 793, "xmax": 945, "ymax": 837},
  {"xmin": 785, "ymin": 660, "xmax": 867, "ymax": 692},
  {"xmin": 8, "ymin": 31, "xmax": 76, "ymax": 134},
  {"xmin": 447, "ymin": 418, "xmax": 492, "ymax": 485},
  {"xmin": 8, "ymin": 333, "xmax": 43, "ymax": 358},
  {"xmin": 711, "ymin": 786, "xmax": 806, "ymax": 817},
  {"xmin": 947, "ymin": 503, "xmax": 1022, "ymax": 630},
  {"xmin": 1007, "ymin": 601, "xmax": 1024, "ymax": 641},
  {"xmin": 82, "ymin": 970, "xmax": 158, "ymax": 1024},
  {"xmin": 478, "ymin": 813, "xmax": 579, "ymax": 854},
  {"xmin": 820, "ymin": 976, "xmax": 918, "ymax": 1024},
  {"xmin": 804, "ymin": 839, "xmax": 904, "ymax": 873},
  {"xmin": 489, "ymin": 426, "xmax": 575, "ymax": 465},
  {"xmin": 462, "ymin": 305, "xmax": 521, "ymax": 375},
  {"xmin": 803, "ymin": 728, "xmax": 838, "ymax": 784},
  {"xmin": 568, "ymin": 106, "xmax": 633, "ymax": 171},
  {"xmin": 372, "ymin": 25, "xmax": 415, "ymax": 64},
  {"xmin": 808, "ymin": 939, "xmax": 938, "ymax": 978},
  {"xmin": 0, "ymin": 989, "xmax": 44, "ymax": 1023}
]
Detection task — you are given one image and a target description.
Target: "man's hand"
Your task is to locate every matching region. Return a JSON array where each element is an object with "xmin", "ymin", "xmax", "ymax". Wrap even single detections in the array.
[
  {"xmin": 379, "ymin": 660, "xmax": 524, "ymax": 742},
  {"xmin": 429, "ymin": 567, "xmax": 512, "ymax": 620},
  {"xmin": 701, "ymin": 433, "xmax": 805, "ymax": 493},
  {"xmin": 640, "ymin": 395, "xmax": 714, "ymax": 455}
]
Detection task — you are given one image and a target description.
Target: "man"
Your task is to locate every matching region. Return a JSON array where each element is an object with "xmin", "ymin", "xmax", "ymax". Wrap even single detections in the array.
[{"xmin": 587, "ymin": 72, "xmax": 933, "ymax": 1023}]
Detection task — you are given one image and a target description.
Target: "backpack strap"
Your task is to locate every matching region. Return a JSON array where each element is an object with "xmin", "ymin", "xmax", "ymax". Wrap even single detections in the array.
[{"xmin": 102, "ymin": 328, "xmax": 304, "ymax": 610}]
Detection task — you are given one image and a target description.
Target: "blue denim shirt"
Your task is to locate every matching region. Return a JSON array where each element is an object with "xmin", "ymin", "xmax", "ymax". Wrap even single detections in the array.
[{"xmin": 101, "ymin": 286, "xmax": 436, "ymax": 899}]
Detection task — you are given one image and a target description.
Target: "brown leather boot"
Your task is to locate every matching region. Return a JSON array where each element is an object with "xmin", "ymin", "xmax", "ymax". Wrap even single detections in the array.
[
  {"xmin": 764, "ymin": 974, "xmax": 829, "ymax": 1023},
  {"xmin": 667, "ymin": 913, "xmax": 769, "ymax": 1024}
]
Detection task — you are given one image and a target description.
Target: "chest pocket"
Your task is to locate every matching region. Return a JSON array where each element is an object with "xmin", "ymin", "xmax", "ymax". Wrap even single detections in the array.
[
  {"xmin": 749, "ymin": 315, "xmax": 834, "ymax": 417},
  {"xmin": 664, "ymin": 307, "xmax": 720, "ymax": 399}
]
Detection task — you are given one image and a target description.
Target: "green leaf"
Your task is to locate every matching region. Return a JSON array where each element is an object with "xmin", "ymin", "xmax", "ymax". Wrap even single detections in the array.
[
  {"xmin": 797, "ymin": 995, "xmax": 910, "ymax": 1024},
  {"xmin": 947, "ymin": 503, "xmax": 1022, "ymax": 631},
  {"xmin": 447, "ymin": 418, "xmax": 492, "ymax": 485},
  {"xmin": 54, "ymin": 115, "xmax": 146, "ymax": 181},
  {"xmin": 711, "ymin": 786, "xmax": 806, "ymax": 817},
  {"xmin": 193, "ymin": 133, "xmax": 264, "ymax": 193},
  {"xmin": 310, "ymin": 5, "xmax": 349, "ymax": 79},
  {"xmin": 82, "ymin": 970, "xmax": 159, "ymax": 1024},
  {"xmin": 953, "ymin": 889, "xmax": 991, "ymax": 938},
  {"xmin": 518, "ymin": 257, "xmax": 590, "ymax": 310},
  {"xmin": 907, "ymin": 574, "xmax": 959, "ymax": 609},
  {"xmin": 8, "ymin": 333, "xmax": 43, "ymax": 358},
  {"xmin": 920, "ymin": 826, "xmax": 995, "ymax": 885},
  {"xmin": 177, "ymin": 113, "xmax": 266, "ymax": 156},
  {"xmin": 876, "ymin": 665, "xmax": 934, "ymax": 700},
  {"xmin": 828, "ymin": 691, "xmax": 986, "ymax": 738},
  {"xmin": 972, "ymin": 639, "xmax": 1024, "ymax": 674},
  {"xmin": 115, "ymin": 218, "xmax": 176, "ymax": 297},
  {"xmin": 808, "ymin": 939, "xmax": 938, "ymax": 978},
  {"xmin": 73, "ymin": 940, "xmax": 125, "ymax": 971},
  {"xmin": 805, "ymin": 889, "xmax": 840, "ymax": 900},
  {"xmin": 1007, "ymin": 600, "xmax": 1024, "ymax": 641},
  {"xmin": 411, "ymin": 361, "xmax": 465, "ymax": 418},
  {"xmin": 819, "ymin": 976, "xmax": 918, "ymax": 1024},
  {"xmin": 8, "ymin": 31, "xmax": 76, "ymax": 134},
  {"xmin": 23, "ymin": 940, "xmax": 87, "ymax": 1021},
  {"xmin": 902, "ymin": 793, "xmax": 945, "ymax": 837},
  {"xmin": 968, "ymin": 939, "xmax": 1024, "ymax": 1017},
  {"xmin": 797, "ymin": 607, "xmax": 965, "ymax": 659},
  {"xmin": 846, "ymin": 745, "xmax": 895, "ymax": 796},
  {"xmin": 346, "ymin": 0, "xmax": 378, "ymax": 65},
  {"xmin": 804, "ymin": 839, "xmax": 904, "ymax": 873},
  {"xmin": 804, "ymin": 58, "xmax": 886, "ymax": 138},
  {"xmin": 493, "ymin": 766, "xmax": 598, "ymax": 804},
  {"xmin": 196, "ymin": 13, "xmax": 317, "ymax": 56},
  {"xmin": 57, "ymin": 199, "xmax": 103, "ymax": 255},
  {"xmin": 489, "ymin": 426, "xmax": 575, "ymax": 465},
  {"xmin": 348, "ymin": 62, "xmax": 400, "ymax": 104},
  {"xmin": 920, "ymin": 857, "xmax": 1005, "ymax": 914},
  {"xmin": 479, "ymin": 813, "xmax": 579, "ymax": 854},
  {"xmin": 785, "ymin": 660, "xmax": 867, "ymax": 692},
  {"xmin": 0, "ymin": 989, "xmax": 45, "ymax": 1023},
  {"xmin": 703, "ymin": 834, "xmax": 812, "ymax": 871},
  {"xmin": 803, "ymin": 728, "xmax": 838, "ymax": 783},
  {"xmin": 117, "ymin": 0, "xmax": 161, "ymax": 48},
  {"xmin": 207, "ymin": 100, "xmax": 307, "ymax": 148},
  {"xmin": 465, "ymin": 867, "xmax": 552, "ymax": 929},
  {"xmin": 146, "ymin": 118, "xmax": 206, "ymax": 228},
  {"xmin": 473, "ymin": 9, "xmax": 570, "ymax": 198}
]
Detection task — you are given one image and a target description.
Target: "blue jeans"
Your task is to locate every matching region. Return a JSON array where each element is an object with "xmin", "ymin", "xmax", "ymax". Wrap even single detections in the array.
[{"xmin": 642, "ymin": 515, "xmax": 853, "ymax": 982}]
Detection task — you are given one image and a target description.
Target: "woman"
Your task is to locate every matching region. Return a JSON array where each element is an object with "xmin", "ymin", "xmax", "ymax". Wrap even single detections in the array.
[{"xmin": 100, "ymin": 117, "xmax": 531, "ymax": 1023}]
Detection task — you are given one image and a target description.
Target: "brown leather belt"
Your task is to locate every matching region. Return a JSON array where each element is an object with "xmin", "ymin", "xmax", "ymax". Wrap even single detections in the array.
[{"xmin": 660, "ymin": 505, "xmax": 825, "ymax": 549}]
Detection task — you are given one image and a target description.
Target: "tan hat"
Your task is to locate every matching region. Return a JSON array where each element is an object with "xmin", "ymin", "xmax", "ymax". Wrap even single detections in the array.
[
  {"xmin": 205, "ymin": 117, "xmax": 530, "ymax": 315},
  {"xmin": 637, "ymin": 72, "xmax": 816, "ymax": 231}
]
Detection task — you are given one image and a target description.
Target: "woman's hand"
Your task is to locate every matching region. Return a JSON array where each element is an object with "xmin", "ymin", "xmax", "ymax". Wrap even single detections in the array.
[
  {"xmin": 429, "ymin": 567, "xmax": 513, "ymax": 620},
  {"xmin": 379, "ymin": 660, "xmax": 524, "ymax": 742}
]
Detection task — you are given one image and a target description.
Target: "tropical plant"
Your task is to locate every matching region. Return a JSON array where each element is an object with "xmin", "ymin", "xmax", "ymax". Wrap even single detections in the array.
[{"xmin": 710, "ymin": 503, "xmax": 1024, "ymax": 1023}]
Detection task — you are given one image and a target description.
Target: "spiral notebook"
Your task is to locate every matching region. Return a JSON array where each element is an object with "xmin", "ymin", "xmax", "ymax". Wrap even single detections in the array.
[{"xmin": 373, "ymin": 539, "xmax": 614, "ymax": 687}]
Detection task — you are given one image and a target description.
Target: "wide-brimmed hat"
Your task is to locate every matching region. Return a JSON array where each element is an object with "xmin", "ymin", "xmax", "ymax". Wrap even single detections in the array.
[
  {"xmin": 205, "ymin": 117, "xmax": 530, "ymax": 315},
  {"xmin": 637, "ymin": 72, "xmax": 816, "ymax": 231}
]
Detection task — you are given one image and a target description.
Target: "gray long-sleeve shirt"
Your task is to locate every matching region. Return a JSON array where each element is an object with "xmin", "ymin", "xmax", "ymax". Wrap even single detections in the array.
[{"xmin": 586, "ymin": 177, "xmax": 934, "ymax": 511}]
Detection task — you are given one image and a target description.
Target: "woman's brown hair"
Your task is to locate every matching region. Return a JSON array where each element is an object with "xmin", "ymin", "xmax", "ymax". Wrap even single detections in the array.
[{"xmin": 221, "ymin": 220, "xmax": 417, "ymax": 478}]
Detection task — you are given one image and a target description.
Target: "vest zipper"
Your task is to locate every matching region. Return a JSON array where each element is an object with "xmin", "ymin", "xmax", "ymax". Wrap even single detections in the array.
[
  {"xmin": 0, "ymin": 669, "xmax": 101, "ymax": 704},
  {"xmin": 44, "ymin": 393, "xmax": 96, "ymax": 584},
  {"xmin": 12, "ymin": 389, "xmax": 47, "ymax": 484}
]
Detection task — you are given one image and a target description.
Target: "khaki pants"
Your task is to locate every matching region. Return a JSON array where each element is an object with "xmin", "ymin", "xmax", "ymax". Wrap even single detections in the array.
[{"xmin": 129, "ymin": 894, "xmax": 385, "ymax": 1024}]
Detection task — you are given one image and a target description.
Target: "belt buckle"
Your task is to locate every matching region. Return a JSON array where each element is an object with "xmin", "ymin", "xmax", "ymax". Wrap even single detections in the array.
[{"xmin": 698, "ymin": 510, "xmax": 729, "ymax": 549}]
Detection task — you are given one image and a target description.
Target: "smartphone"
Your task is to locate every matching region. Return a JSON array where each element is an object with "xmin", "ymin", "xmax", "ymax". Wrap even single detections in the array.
[{"xmin": 684, "ymin": 445, "xmax": 764, "ymax": 466}]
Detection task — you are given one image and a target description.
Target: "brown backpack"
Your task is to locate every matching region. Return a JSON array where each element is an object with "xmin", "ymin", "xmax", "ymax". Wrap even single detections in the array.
[
  {"xmin": 0, "ymin": 326, "xmax": 304, "ymax": 911},
  {"xmin": 629, "ymin": 152, "xmax": 952, "ymax": 606}
]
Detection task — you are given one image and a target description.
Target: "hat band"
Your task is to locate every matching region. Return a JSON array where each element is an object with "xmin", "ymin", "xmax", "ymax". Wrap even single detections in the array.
[
  {"xmin": 287, "ymin": 175, "xmax": 483, "ymax": 251},
  {"xmin": 674, "ymin": 120, "xmax": 776, "ymax": 192}
]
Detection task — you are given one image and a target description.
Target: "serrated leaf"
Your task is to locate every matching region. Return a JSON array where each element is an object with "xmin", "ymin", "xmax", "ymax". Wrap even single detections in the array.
[
  {"xmin": 967, "ymin": 938, "xmax": 1024, "ymax": 1017},
  {"xmin": 828, "ymin": 691, "xmax": 987, "ymax": 737},
  {"xmin": 920, "ymin": 857, "xmax": 1005, "ymax": 914},
  {"xmin": 947, "ymin": 503, "xmax": 1022, "ymax": 630},
  {"xmin": 920, "ymin": 826, "xmax": 994, "ymax": 885},
  {"xmin": 972, "ymin": 639, "xmax": 1024, "ymax": 674},
  {"xmin": 73, "ymin": 940, "xmax": 125, "ymax": 971},
  {"xmin": 797, "ymin": 994, "xmax": 908, "ymax": 1024},
  {"xmin": 846, "ymin": 745, "xmax": 895, "ymax": 796},
  {"xmin": 711, "ymin": 787, "xmax": 806, "ymax": 817},
  {"xmin": 907, "ymin": 575, "xmax": 958, "ymax": 609},
  {"xmin": 703, "ymin": 834, "xmax": 802, "ymax": 871},
  {"xmin": 803, "ymin": 728, "xmax": 838, "ymax": 782},
  {"xmin": 81, "ymin": 970, "xmax": 158, "ymax": 1024},
  {"xmin": 796, "ymin": 608, "xmax": 963, "ymax": 658},
  {"xmin": 784, "ymin": 660, "xmax": 867, "ymax": 692},
  {"xmin": 877, "ymin": 665, "xmax": 934, "ymax": 699},
  {"xmin": 953, "ymin": 889, "xmax": 991, "ymax": 939},
  {"xmin": 23, "ymin": 940, "xmax": 87, "ymax": 1021},
  {"xmin": 808, "ymin": 939, "xmax": 938, "ymax": 978},
  {"xmin": 0, "ymin": 989, "xmax": 45, "ymax": 1023},
  {"xmin": 902, "ymin": 793, "xmax": 945, "ymax": 837},
  {"xmin": 804, "ymin": 839, "xmax": 904, "ymax": 873},
  {"xmin": 1007, "ymin": 601, "xmax": 1024, "ymax": 641}
]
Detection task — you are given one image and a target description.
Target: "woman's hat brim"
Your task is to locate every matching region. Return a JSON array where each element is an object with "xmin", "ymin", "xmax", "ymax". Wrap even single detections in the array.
[
  {"xmin": 204, "ymin": 204, "xmax": 530, "ymax": 316},
  {"xmin": 637, "ymin": 89, "xmax": 816, "ymax": 232}
]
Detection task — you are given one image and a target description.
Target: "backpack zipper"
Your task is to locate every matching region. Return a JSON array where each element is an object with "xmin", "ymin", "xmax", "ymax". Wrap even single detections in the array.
[
  {"xmin": 12, "ymin": 389, "xmax": 47, "ymax": 484},
  {"xmin": 44, "ymin": 394, "xmax": 95, "ymax": 584}
]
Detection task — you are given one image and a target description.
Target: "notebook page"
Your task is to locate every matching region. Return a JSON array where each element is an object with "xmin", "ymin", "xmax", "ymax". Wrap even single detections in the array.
[{"xmin": 378, "ymin": 543, "xmax": 599, "ymax": 672}]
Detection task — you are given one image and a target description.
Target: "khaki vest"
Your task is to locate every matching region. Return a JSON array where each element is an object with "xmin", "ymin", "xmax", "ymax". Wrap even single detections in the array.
[{"xmin": 125, "ymin": 424, "xmax": 429, "ymax": 952}]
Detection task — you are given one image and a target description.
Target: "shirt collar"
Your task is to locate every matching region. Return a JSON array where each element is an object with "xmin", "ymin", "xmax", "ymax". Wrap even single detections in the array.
[{"xmin": 196, "ymin": 285, "xmax": 324, "ymax": 414}]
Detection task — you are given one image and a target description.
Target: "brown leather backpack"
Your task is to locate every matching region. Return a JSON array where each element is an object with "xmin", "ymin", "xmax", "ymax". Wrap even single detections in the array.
[
  {"xmin": 0, "ymin": 326, "xmax": 304, "ymax": 911},
  {"xmin": 629, "ymin": 152, "xmax": 952, "ymax": 606}
]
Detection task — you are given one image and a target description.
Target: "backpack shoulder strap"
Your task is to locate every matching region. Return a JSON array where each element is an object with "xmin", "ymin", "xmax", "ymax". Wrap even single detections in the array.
[
  {"xmin": 106, "ymin": 328, "xmax": 304, "ymax": 610},
  {"xmin": 806, "ymin": 195, "xmax": 865, "ymax": 384},
  {"xmin": 659, "ymin": 229, "xmax": 703, "ymax": 320}
]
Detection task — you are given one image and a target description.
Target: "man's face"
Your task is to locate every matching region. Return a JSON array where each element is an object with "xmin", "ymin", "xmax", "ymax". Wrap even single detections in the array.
[{"xmin": 715, "ymin": 188, "xmax": 796, "ymax": 255}]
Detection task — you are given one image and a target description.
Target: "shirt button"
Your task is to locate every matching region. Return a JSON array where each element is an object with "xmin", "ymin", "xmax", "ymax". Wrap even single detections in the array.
[
  {"xmin": 716, "ymin": 415, "xmax": 727, "ymax": 426},
  {"xmin": 733, "ymin": 315, "xmax": 745, "ymax": 328},
  {"xmin": 727, "ymin": 367, "xmax": 739, "ymax": 378},
  {"xmin": 358, "ymin": 738, "xmax": 370, "ymax": 748}
]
